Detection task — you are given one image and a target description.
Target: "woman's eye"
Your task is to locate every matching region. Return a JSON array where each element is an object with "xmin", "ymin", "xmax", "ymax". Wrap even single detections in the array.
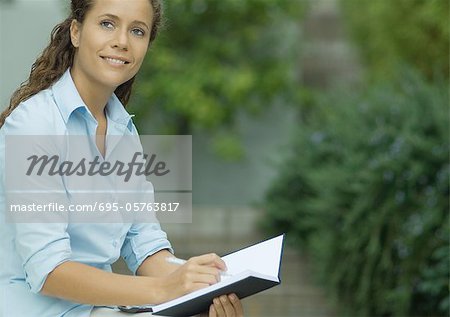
[
  {"xmin": 100, "ymin": 21, "xmax": 114, "ymax": 29},
  {"xmin": 131, "ymin": 28, "xmax": 145, "ymax": 37}
]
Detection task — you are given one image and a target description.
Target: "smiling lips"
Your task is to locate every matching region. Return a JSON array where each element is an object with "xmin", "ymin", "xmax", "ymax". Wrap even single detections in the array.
[{"xmin": 101, "ymin": 55, "xmax": 131, "ymax": 66}]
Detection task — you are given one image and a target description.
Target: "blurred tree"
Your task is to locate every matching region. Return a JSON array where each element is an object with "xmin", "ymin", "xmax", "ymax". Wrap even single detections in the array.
[
  {"xmin": 262, "ymin": 68, "xmax": 449, "ymax": 316},
  {"xmin": 130, "ymin": 0, "xmax": 305, "ymax": 159},
  {"xmin": 340, "ymin": 0, "xmax": 449, "ymax": 80}
]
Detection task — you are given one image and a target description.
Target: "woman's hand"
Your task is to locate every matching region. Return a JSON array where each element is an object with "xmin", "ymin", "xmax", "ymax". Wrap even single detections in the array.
[
  {"xmin": 203, "ymin": 293, "xmax": 244, "ymax": 317},
  {"xmin": 157, "ymin": 253, "xmax": 227, "ymax": 303}
]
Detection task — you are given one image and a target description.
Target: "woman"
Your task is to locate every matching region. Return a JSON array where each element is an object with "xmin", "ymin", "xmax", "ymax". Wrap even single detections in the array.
[{"xmin": 0, "ymin": 0, "xmax": 243, "ymax": 316}]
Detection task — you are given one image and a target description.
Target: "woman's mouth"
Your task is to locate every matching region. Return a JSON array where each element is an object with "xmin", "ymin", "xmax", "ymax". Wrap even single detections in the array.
[{"xmin": 101, "ymin": 56, "xmax": 131, "ymax": 66}]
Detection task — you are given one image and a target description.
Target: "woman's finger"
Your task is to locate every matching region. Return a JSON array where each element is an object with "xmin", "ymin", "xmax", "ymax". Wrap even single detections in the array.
[
  {"xmin": 189, "ymin": 253, "xmax": 227, "ymax": 271},
  {"xmin": 188, "ymin": 264, "xmax": 221, "ymax": 283},
  {"xmin": 213, "ymin": 297, "xmax": 226, "ymax": 316},
  {"xmin": 219, "ymin": 295, "xmax": 235, "ymax": 317},
  {"xmin": 228, "ymin": 294, "xmax": 243, "ymax": 317},
  {"xmin": 209, "ymin": 304, "xmax": 217, "ymax": 317},
  {"xmin": 190, "ymin": 272, "xmax": 219, "ymax": 286}
]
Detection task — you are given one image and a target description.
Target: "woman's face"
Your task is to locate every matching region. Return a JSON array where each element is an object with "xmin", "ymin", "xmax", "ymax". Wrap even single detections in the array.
[{"xmin": 70, "ymin": 0, "xmax": 153, "ymax": 90}]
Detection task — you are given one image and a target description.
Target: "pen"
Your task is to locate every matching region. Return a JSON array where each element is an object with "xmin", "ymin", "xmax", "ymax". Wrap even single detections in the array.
[{"xmin": 166, "ymin": 257, "xmax": 232, "ymax": 277}]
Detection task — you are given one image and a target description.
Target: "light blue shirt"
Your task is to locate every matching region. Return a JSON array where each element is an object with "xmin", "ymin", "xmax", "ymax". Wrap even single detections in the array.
[{"xmin": 0, "ymin": 69, "xmax": 173, "ymax": 317}]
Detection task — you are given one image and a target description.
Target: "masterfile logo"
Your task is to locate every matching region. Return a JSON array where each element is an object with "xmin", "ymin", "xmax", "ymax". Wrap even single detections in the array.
[
  {"xmin": 4, "ymin": 135, "xmax": 192, "ymax": 224},
  {"xmin": 26, "ymin": 152, "xmax": 170, "ymax": 182}
]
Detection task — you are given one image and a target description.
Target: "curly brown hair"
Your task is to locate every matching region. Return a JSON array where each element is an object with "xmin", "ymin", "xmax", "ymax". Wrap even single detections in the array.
[{"xmin": 0, "ymin": 0, "xmax": 162, "ymax": 127}]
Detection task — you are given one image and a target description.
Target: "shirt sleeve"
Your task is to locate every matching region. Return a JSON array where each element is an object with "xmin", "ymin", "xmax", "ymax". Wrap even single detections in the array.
[
  {"xmin": 14, "ymin": 223, "xmax": 71, "ymax": 293},
  {"xmin": 2, "ymin": 104, "xmax": 72, "ymax": 293},
  {"xmin": 120, "ymin": 222, "xmax": 173, "ymax": 275}
]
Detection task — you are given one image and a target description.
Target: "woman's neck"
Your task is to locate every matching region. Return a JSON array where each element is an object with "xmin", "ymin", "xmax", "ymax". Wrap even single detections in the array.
[{"xmin": 70, "ymin": 67, "xmax": 114, "ymax": 121}]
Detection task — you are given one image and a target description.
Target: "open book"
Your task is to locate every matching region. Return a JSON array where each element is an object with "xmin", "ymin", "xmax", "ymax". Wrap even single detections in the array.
[{"xmin": 119, "ymin": 234, "xmax": 285, "ymax": 316}]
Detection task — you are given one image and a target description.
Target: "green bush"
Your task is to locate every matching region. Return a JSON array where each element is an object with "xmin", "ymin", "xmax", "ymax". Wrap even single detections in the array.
[
  {"xmin": 262, "ymin": 69, "xmax": 449, "ymax": 316},
  {"xmin": 340, "ymin": 0, "xmax": 449, "ymax": 80}
]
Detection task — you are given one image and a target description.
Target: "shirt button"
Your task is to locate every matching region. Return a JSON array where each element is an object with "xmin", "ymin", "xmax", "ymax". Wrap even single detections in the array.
[{"xmin": 113, "ymin": 240, "xmax": 118, "ymax": 247}]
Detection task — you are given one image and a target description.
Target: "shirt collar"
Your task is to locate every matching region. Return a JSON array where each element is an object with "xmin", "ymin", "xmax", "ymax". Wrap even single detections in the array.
[
  {"xmin": 52, "ymin": 68, "xmax": 133, "ymax": 130},
  {"xmin": 105, "ymin": 93, "xmax": 134, "ymax": 130}
]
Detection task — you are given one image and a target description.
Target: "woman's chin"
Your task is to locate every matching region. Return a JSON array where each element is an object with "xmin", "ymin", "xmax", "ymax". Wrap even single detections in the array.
[{"xmin": 101, "ymin": 74, "xmax": 133, "ymax": 89}]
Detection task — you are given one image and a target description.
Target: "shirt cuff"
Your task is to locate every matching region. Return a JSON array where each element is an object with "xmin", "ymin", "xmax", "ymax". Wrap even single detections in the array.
[
  {"xmin": 23, "ymin": 238, "xmax": 71, "ymax": 293},
  {"xmin": 130, "ymin": 238, "xmax": 174, "ymax": 275}
]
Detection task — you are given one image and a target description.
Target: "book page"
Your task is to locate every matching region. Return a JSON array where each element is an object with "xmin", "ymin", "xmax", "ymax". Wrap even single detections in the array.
[{"xmin": 222, "ymin": 234, "xmax": 284, "ymax": 278}]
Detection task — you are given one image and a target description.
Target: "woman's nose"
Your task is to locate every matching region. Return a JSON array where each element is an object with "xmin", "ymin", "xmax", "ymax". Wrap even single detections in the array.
[{"xmin": 112, "ymin": 29, "xmax": 129, "ymax": 51}]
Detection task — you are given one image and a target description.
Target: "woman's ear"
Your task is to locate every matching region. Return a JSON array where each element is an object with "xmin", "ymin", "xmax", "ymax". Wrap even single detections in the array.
[{"xmin": 70, "ymin": 19, "xmax": 81, "ymax": 48}]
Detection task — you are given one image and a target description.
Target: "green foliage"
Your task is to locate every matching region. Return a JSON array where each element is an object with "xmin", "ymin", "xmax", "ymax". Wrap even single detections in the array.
[
  {"xmin": 130, "ymin": 0, "xmax": 304, "ymax": 158},
  {"xmin": 262, "ymin": 69, "xmax": 449, "ymax": 316},
  {"xmin": 340, "ymin": 0, "xmax": 449, "ymax": 80}
]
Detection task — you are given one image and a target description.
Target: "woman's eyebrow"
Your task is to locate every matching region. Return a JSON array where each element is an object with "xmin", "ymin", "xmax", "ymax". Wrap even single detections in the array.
[{"xmin": 98, "ymin": 13, "xmax": 150, "ymax": 31}]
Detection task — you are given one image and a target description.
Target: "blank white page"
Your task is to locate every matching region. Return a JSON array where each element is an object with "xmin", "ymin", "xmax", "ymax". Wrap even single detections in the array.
[{"xmin": 221, "ymin": 234, "xmax": 284, "ymax": 278}]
